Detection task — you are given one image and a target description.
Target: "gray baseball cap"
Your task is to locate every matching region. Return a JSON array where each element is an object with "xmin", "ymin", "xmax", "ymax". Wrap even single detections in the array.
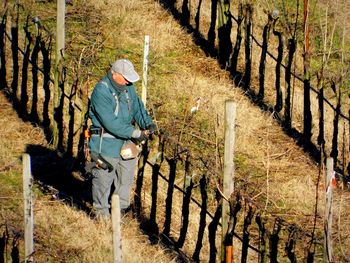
[{"xmin": 111, "ymin": 59, "xmax": 140, "ymax": 83}]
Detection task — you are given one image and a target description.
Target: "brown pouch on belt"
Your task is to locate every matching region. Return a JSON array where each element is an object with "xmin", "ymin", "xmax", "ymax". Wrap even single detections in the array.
[{"xmin": 120, "ymin": 141, "xmax": 140, "ymax": 160}]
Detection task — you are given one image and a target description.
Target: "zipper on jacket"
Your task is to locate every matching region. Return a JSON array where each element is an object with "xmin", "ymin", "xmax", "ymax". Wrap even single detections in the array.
[{"xmin": 124, "ymin": 90, "xmax": 131, "ymax": 113}]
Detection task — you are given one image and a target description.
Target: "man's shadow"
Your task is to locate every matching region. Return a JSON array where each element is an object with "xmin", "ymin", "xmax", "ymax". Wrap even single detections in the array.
[{"xmin": 25, "ymin": 144, "xmax": 93, "ymax": 215}]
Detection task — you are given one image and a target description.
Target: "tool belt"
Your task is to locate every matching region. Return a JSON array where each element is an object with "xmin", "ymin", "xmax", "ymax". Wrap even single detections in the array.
[
  {"xmin": 90, "ymin": 127, "xmax": 115, "ymax": 138},
  {"xmin": 89, "ymin": 126, "xmax": 140, "ymax": 160},
  {"xmin": 89, "ymin": 127, "xmax": 101, "ymax": 135}
]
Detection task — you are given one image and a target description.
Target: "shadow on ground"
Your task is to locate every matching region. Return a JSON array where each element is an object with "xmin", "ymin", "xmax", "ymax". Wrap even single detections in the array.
[{"xmin": 25, "ymin": 144, "xmax": 92, "ymax": 215}]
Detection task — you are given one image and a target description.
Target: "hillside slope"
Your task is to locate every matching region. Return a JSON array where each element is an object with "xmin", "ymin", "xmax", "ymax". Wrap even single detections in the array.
[
  {"xmin": 0, "ymin": 91, "xmax": 177, "ymax": 261},
  {"xmin": 1, "ymin": 0, "xmax": 350, "ymax": 261}
]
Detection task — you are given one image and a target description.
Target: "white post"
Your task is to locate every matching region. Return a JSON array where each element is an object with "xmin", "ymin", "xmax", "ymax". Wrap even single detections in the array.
[
  {"xmin": 53, "ymin": 0, "xmax": 65, "ymax": 147},
  {"xmin": 23, "ymin": 153, "xmax": 34, "ymax": 262},
  {"xmin": 222, "ymin": 100, "xmax": 236, "ymax": 263},
  {"xmin": 142, "ymin": 35, "xmax": 150, "ymax": 107},
  {"xmin": 56, "ymin": 0, "xmax": 65, "ymax": 59},
  {"xmin": 324, "ymin": 157, "xmax": 334, "ymax": 263},
  {"xmin": 111, "ymin": 194, "xmax": 122, "ymax": 263}
]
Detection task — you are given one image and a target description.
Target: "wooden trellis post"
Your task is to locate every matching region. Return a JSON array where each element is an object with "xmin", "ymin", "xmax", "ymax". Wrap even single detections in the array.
[
  {"xmin": 303, "ymin": 0, "xmax": 312, "ymax": 141},
  {"xmin": 217, "ymin": 0, "xmax": 232, "ymax": 68},
  {"xmin": 111, "ymin": 194, "xmax": 122, "ymax": 263},
  {"xmin": 23, "ymin": 153, "xmax": 34, "ymax": 262},
  {"xmin": 243, "ymin": 4, "xmax": 253, "ymax": 90},
  {"xmin": 142, "ymin": 35, "xmax": 149, "ymax": 107},
  {"xmin": 222, "ymin": 100, "xmax": 236, "ymax": 263},
  {"xmin": 53, "ymin": 0, "xmax": 65, "ymax": 148},
  {"xmin": 324, "ymin": 158, "xmax": 334, "ymax": 263}
]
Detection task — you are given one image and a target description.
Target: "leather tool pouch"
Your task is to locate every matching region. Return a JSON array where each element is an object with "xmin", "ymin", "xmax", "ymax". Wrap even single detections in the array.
[
  {"xmin": 120, "ymin": 141, "xmax": 139, "ymax": 160},
  {"xmin": 90, "ymin": 152, "xmax": 114, "ymax": 172}
]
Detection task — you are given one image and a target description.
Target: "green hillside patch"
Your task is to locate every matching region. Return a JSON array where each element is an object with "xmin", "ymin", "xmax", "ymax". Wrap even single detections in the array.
[{"xmin": 0, "ymin": 171, "xmax": 22, "ymax": 194}]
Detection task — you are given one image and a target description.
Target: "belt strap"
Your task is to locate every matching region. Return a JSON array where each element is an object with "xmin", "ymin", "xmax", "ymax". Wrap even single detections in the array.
[
  {"xmin": 90, "ymin": 127, "xmax": 116, "ymax": 139},
  {"xmin": 91, "ymin": 132, "xmax": 115, "ymax": 138}
]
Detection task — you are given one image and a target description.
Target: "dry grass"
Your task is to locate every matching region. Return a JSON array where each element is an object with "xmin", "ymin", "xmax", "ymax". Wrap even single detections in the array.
[
  {"xmin": 0, "ymin": 91, "xmax": 175, "ymax": 262},
  {"xmin": 89, "ymin": 0, "xmax": 350, "ymax": 261},
  {"xmin": 1, "ymin": 0, "xmax": 350, "ymax": 261},
  {"xmin": 33, "ymin": 201, "xmax": 175, "ymax": 262}
]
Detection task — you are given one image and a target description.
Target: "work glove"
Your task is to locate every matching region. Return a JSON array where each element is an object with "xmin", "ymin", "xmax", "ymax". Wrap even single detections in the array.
[
  {"xmin": 133, "ymin": 130, "xmax": 149, "ymax": 144},
  {"xmin": 146, "ymin": 123, "xmax": 158, "ymax": 135}
]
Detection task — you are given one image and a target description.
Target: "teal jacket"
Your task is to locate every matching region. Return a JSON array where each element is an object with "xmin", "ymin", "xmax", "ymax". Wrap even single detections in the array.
[{"xmin": 89, "ymin": 71, "xmax": 153, "ymax": 158}]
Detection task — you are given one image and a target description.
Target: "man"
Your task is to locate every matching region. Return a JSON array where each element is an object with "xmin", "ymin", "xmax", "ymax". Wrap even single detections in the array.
[{"xmin": 88, "ymin": 58, "xmax": 156, "ymax": 218}]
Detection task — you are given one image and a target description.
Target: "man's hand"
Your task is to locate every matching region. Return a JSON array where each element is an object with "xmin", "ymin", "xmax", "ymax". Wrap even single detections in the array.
[
  {"xmin": 133, "ymin": 130, "xmax": 149, "ymax": 144},
  {"xmin": 146, "ymin": 123, "xmax": 158, "ymax": 135}
]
